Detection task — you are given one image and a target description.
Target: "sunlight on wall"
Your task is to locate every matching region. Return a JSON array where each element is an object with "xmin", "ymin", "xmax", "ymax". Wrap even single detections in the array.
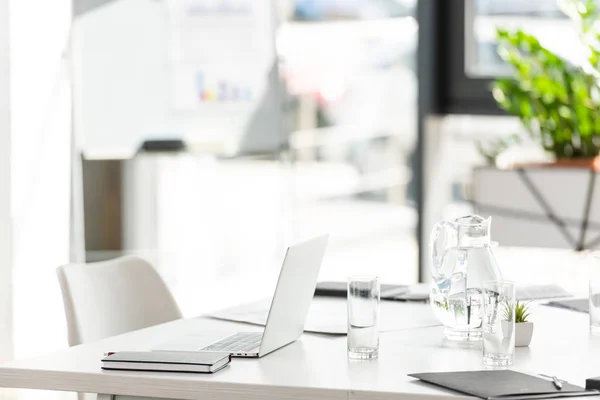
[
  {"xmin": 9, "ymin": 0, "xmax": 73, "ymax": 360},
  {"xmin": 0, "ymin": 0, "xmax": 13, "ymax": 364}
]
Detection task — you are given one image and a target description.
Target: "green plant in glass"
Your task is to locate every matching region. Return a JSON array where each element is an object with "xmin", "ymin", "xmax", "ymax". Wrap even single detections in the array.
[
  {"xmin": 433, "ymin": 299, "xmax": 449, "ymax": 312},
  {"xmin": 491, "ymin": 0, "xmax": 600, "ymax": 160}
]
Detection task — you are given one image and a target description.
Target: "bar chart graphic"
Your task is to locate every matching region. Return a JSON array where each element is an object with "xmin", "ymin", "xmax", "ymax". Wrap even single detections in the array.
[{"xmin": 195, "ymin": 71, "xmax": 254, "ymax": 104}]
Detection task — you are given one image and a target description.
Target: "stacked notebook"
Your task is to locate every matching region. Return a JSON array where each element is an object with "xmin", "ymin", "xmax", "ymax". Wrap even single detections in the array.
[
  {"xmin": 409, "ymin": 370, "xmax": 598, "ymax": 400},
  {"xmin": 101, "ymin": 351, "xmax": 231, "ymax": 374}
]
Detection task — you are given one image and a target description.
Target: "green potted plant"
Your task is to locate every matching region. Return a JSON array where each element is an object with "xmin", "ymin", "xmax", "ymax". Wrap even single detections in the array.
[
  {"xmin": 483, "ymin": 0, "xmax": 600, "ymax": 168},
  {"xmin": 502, "ymin": 300, "xmax": 533, "ymax": 347},
  {"xmin": 472, "ymin": 0, "xmax": 600, "ymax": 251}
]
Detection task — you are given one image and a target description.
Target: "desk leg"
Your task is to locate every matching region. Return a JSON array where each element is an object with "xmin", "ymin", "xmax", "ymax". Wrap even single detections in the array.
[{"xmin": 97, "ymin": 395, "xmax": 114, "ymax": 400}]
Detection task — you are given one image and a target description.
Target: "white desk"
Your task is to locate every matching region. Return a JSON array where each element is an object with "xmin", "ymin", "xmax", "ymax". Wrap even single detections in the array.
[{"xmin": 0, "ymin": 302, "xmax": 599, "ymax": 400}]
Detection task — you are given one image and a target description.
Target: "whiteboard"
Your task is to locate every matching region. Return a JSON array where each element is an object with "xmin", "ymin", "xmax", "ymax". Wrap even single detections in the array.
[{"xmin": 72, "ymin": 0, "xmax": 283, "ymax": 159}]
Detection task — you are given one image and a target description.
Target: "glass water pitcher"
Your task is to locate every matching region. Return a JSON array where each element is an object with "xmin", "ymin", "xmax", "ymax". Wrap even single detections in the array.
[{"xmin": 429, "ymin": 215, "xmax": 502, "ymax": 341}]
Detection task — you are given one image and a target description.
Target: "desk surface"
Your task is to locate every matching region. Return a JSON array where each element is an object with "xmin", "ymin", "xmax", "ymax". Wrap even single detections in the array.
[{"xmin": 0, "ymin": 302, "xmax": 599, "ymax": 400}]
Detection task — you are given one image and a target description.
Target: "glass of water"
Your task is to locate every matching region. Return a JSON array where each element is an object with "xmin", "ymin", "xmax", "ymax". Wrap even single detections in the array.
[
  {"xmin": 347, "ymin": 275, "xmax": 380, "ymax": 359},
  {"xmin": 482, "ymin": 280, "xmax": 515, "ymax": 367},
  {"xmin": 590, "ymin": 254, "xmax": 600, "ymax": 335}
]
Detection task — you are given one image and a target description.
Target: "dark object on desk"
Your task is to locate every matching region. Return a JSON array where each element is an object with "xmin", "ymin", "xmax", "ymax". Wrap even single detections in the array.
[
  {"xmin": 394, "ymin": 291, "xmax": 430, "ymax": 301},
  {"xmin": 392, "ymin": 283, "xmax": 430, "ymax": 301},
  {"xmin": 140, "ymin": 139, "xmax": 186, "ymax": 152},
  {"xmin": 314, "ymin": 281, "xmax": 409, "ymax": 300},
  {"xmin": 409, "ymin": 370, "xmax": 596, "ymax": 400},
  {"xmin": 544, "ymin": 298, "xmax": 588, "ymax": 313},
  {"xmin": 585, "ymin": 376, "xmax": 600, "ymax": 391},
  {"xmin": 101, "ymin": 351, "xmax": 230, "ymax": 373}
]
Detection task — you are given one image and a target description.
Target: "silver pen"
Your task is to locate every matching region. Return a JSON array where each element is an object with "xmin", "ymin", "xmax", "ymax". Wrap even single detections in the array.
[
  {"xmin": 540, "ymin": 374, "xmax": 563, "ymax": 390},
  {"xmin": 551, "ymin": 376, "xmax": 563, "ymax": 390}
]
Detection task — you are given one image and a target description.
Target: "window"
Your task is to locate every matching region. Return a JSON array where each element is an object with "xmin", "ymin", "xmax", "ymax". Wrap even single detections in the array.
[
  {"xmin": 444, "ymin": 0, "xmax": 590, "ymax": 114},
  {"xmin": 466, "ymin": 0, "xmax": 577, "ymax": 78},
  {"xmin": 278, "ymin": 0, "xmax": 419, "ymax": 283}
]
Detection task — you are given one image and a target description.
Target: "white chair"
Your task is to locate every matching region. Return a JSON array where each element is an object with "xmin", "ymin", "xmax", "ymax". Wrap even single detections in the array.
[{"xmin": 56, "ymin": 255, "xmax": 182, "ymax": 347}]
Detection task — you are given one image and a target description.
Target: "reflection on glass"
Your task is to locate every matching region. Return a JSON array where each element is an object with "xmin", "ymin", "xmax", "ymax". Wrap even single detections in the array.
[
  {"xmin": 589, "ymin": 254, "xmax": 600, "ymax": 335},
  {"xmin": 293, "ymin": 0, "xmax": 416, "ymax": 21},
  {"xmin": 482, "ymin": 280, "xmax": 515, "ymax": 367},
  {"xmin": 278, "ymin": 2, "xmax": 419, "ymax": 283},
  {"xmin": 467, "ymin": 0, "xmax": 582, "ymax": 77},
  {"xmin": 348, "ymin": 276, "xmax": 380, "ymax": 359}
]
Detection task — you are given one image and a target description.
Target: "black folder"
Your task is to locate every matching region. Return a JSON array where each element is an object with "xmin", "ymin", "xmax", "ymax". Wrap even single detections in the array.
[
  {"xmin": 409, "ymin": 370, "xmax": 598, "ymax": 400},
  {"xmin": 314, "ymin": 281, "xmax": 409, "ymax": 299}
]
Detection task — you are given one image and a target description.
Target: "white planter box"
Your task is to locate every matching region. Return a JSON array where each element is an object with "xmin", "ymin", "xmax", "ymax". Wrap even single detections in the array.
[
  {"xmin": 515, "ymin": 322, "xmax": 534, "ymax": 347},
  {"xmin": 501, "ymin": 319, "xmax": 514, "ymax": 339},
  {"xmin": 473, "ymin": 167, "xmax": 600, "ymax": 250},
  {"xmin": 500, "ymin": 320, "xmax": 533, "ymax": 347}
]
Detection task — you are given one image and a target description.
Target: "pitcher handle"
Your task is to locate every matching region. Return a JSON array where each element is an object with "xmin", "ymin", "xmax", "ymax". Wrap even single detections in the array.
[{"xmin": 429, "ymin": 221, "xmax": 458, "ymax": 280}]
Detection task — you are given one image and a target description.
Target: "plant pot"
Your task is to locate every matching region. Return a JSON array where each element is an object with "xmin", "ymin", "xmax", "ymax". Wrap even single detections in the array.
[
  {"xmin": 473, "ymin": 166, "xmax": 600, "ymax": 250},
  {"xmin": 501, "ymin": 320, "xmax": 514, "ymax": 339},
  {"xmin": 515, "ymin": 322, "xmax": 534, "ymax": 347},
  {"xmin": 509, "ymin": 156, "xmax": 600, "ymax": 171}
]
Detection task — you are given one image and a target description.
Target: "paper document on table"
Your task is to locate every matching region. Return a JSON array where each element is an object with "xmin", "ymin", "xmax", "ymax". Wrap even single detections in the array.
[
  {"xmin": 516, "ymin": 284, "xmax": 572, "ymax": 301},
  {"xmin": 544, "ymin": 298, "xmax": 588, "ymax": 313},
  {"xmin": 208, "ymin": 297, "xmax": 441, "ymax": 335},
  {"xmin": 393, "ymin": 283, "xmax": 430, "ymax": 301}
]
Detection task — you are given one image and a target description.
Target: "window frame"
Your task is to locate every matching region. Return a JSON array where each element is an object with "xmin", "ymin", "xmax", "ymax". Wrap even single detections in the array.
[
  {"xmin": 440, "ymin": 0, "xmax": 502, "ymax": 115},
  {"xmin": 415, "ymin": 0, "xmax": 507, "ymax": 281}
]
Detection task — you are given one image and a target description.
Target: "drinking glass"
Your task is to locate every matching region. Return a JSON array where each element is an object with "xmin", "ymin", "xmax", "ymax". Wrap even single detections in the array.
[
  {"xmin": 347, "ymin": 276, "xmax": 380, "ymax": 359},
  {"xmin": 482, "ymin": 280, "xmax": 515, "ymax": 367},
  {"xmin": 589, "ymin": 254, "xmax": 600, "ymax": 335}
]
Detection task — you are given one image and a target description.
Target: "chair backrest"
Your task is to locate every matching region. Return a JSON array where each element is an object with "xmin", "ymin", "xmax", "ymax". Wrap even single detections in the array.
[{"xmin": 56, "ymin": 256, "xmax": 182, "ymax": 346}]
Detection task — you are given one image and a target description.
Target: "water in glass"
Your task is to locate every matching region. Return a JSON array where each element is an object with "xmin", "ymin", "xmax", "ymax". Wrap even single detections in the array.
[
  {"xmin": 430, "ymin": 215, "xmax": 503, "ymax": 341},
  {"xmin": 589, "ymin": 254, "xmax": 600, "ymax": 334},
  {"xmin": 482, "ymin": 280, "xmax": 515, "ymax": 367},
  {"xmin": 347, "ymin": 276, "xmax": 379, "ymax": 359}
]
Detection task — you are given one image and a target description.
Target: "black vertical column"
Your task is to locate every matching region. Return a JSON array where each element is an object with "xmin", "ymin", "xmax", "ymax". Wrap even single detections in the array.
[{"xmin": 416, "ymin": 0, "xmax": 443, "ymax": 282}]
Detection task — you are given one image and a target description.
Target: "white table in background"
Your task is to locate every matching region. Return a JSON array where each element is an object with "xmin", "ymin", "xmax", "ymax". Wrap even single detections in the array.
[{"xmin": 0, "ymin": 302, "xmax": 599, "ymax": 400}]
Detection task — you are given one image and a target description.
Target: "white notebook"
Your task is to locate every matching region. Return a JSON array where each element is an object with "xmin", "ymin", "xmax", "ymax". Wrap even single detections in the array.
[
  {"xmin": 515, "ymin": 284, "xmax": 572, "ymax": 301},
  {"xmin": 101, "ymin": 351, "xmax": 231, "ymax": 373}
]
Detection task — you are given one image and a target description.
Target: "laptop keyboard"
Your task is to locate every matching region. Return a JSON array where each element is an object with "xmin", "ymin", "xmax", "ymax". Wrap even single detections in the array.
[{"xmin": 201, "ymin": 332, "xmax": 263, "ymax": 352}]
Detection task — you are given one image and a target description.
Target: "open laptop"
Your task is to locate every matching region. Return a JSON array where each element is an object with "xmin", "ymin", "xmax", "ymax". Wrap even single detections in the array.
[{"xmin": 155, "ymin": 235, "xmax": 329, "ymax": 358}]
